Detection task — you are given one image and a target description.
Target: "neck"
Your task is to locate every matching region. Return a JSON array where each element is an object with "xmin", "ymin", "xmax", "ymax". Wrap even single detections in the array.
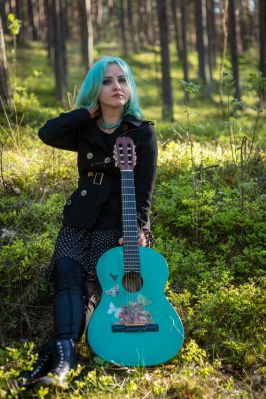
[{"xmin": 101, "ymin": 106, "xmax": 123, "ymax": 124}]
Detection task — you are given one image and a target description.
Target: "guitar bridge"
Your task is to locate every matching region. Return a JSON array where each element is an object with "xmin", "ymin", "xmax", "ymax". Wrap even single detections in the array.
[{"xmin": 112, "ymin": 323, "xmax": 159, "ymax": 333}]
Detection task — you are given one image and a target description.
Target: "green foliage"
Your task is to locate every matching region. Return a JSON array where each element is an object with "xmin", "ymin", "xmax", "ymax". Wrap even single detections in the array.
[{"xmin": 7, "ymin": 14, "xmax": 22, "ymax": 36}]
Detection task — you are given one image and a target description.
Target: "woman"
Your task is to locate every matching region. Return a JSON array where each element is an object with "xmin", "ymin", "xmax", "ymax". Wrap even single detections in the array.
[{"xmin": 20, "ymin": 56, "xmax": 157, "ymax": 388}]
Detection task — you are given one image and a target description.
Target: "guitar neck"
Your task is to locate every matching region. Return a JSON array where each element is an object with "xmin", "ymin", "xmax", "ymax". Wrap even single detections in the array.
[{"xmin": 121, "ymin": 170, "xmax": 140, "ymax": 273}]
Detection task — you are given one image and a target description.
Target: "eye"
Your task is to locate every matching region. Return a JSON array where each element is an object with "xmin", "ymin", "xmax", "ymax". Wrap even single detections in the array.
[
  {"xmin": 103, "ymin": 78, "xmax": 112, "ymax": 85},
  {"xmin": 118, "ymin": 77, "xmax": 127, "ymax": 83}
]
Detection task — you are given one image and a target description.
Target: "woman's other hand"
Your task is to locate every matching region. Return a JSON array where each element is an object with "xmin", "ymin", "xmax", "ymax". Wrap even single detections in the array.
[{"xmin": 118, "ymin": 232, "xmax": 146, "ymax": 247}]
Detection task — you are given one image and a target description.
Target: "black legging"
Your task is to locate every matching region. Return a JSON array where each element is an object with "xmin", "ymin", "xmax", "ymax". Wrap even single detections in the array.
[{"xmin": 54, "ymin": 257, "xmax": 88, "ymax": 342}]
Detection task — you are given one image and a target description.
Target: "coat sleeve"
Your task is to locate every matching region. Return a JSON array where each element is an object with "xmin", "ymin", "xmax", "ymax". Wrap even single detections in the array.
[
  {"xmin": 38, "ymin": 108, "xmax": 91, "ymax": 151},
  {"xmin": 134, "ymin": 123, "xmax": 158, "ymax": 231}
]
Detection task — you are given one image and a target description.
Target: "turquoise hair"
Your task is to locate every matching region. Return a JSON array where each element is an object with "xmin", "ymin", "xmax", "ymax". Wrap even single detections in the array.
[{"xmin": 76, "ymin": 56, "xmax": 143, "ymax": 119}]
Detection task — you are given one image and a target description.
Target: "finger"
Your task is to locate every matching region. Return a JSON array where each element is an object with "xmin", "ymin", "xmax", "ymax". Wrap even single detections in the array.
[{"xmin": 118, "ymin": 237, "xmax": 123, "ymax": 245}]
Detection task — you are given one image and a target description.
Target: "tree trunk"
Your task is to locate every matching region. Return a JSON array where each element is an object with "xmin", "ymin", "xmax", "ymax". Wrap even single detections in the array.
[
  {"xmin": 27, "ymin": 0, "xmax": 38, "ymax": 40},
  {"xmin": 120, "ymin": 0, "xmax": 128, "ymax": 55},
  {"xmin": 0, "ymin": 1, "xmax": 8, "ymax": 34},
  {"xmin": 180, "ymin": 0, "xmax": 189, "ymax": 82},
  {"xmin": 156, "ymin": 0, "xmax": 174, "ymax": 121},
  {"xmin": 259, "ymin": 0, "xmax": 266, "ymax": 77},
  {"xmin": 127, "ymin": 0, "xmax": 139, "ymax": 52},
  {"xmin": 207, "ymin": 0, "xmax": 216, "ymax": 69},
  {"xmin": 50, "ymin": 0, "xmax": 67, "ymax": 101},
  {"xmin": 195, "ymin": 0, "xmax": 212, "ymax": 89},
  {"xmin": 171, "ymin": 0, "xmax": 183, "ymax": 62},
  {"xmin": 0, "ymin": 16, "xmax": 12, "ymax": 111},
  {"xmin": 228, "ymin": 0, "xmax": 241, "ymax": 99},
  {"xmin": 79, "ymin": 0, "xmax": 94, "ymax": 71}
]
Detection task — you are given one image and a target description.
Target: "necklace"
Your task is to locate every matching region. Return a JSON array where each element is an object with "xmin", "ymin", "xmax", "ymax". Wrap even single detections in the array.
[{"xmin": 97, "ymin": 117, "xmax": 122, "ymax": 130}]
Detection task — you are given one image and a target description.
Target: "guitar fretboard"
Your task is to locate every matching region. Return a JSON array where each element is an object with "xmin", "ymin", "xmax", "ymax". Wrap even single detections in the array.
[{"xmin": 121, "ymin": 170, "xmax": 141, "ymax": 273}]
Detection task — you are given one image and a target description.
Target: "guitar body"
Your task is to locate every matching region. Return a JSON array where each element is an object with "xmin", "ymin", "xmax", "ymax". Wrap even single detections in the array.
[{"xmin": 87, "ymin": 246, "xmax": 184, "ymax": 366}]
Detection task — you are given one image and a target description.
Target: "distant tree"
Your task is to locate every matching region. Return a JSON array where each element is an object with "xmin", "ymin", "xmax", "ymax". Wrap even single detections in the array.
[
  {"xmin": 156, "ymin": 0, "xmax": 174, "ymax": 121},
  {"xmin": 180, "ymin": 0, "xmax": 189, "ymax": 82},
  {"xmin": 195, "ymin": 0, "xmax": 212, "ymax": 89},
  {"xmin": 50, "ymin": 0, "xmax": 68, "ymax": 101},
  {"xmin": 127, "ymin": 0, "xmax": 139, "ymax": 52},
  {"xmin": 228, "ymin": 0, "xmax": 241, "ymax": 99},
  {"xmin": 259, "ymin": 0, "xmax": 266, "ymax": 77},
  {"xmin": 27, "ymin": 0, "xmax": 38, "ymax": 40},
  {"xmin": 0, "ymin": 16, "xmax": 12, "ymax": 110},
  {"xmin": 120, "ymin": 0, "xmax": 128, "ymax": 55},
  {"xmin": 79, "ymin": 0, "xmax": 94, "ymax": 70},
  {"xmin": 207, "ymin": 0, "xmax": 216, "ymax": 70}
]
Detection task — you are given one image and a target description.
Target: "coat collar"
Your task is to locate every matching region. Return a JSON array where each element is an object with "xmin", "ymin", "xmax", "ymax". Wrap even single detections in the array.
[{"xmin": 83, "ymin": 114, "xmax": 142, "ymax": 153}]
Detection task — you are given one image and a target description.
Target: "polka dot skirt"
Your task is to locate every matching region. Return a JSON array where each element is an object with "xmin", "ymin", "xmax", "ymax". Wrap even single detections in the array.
[{"xmin": 47, "ymin": 226, "xmax": 122, "ymax": 283}]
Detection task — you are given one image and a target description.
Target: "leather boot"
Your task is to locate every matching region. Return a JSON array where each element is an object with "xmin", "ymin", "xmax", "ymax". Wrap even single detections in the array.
[
  {"xmin": 36, "ymin": 339, "xmax": 76, "ymax": 387},
  {"xmin": 18, "ymin": 338, "xmax": 55, "ymax": 387}
]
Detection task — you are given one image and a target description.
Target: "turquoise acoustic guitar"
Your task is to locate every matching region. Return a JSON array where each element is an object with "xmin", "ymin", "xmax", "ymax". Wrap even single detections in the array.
[{"xmin": 87, "ymin": 137, "xmax": 184, "ymax": 366}]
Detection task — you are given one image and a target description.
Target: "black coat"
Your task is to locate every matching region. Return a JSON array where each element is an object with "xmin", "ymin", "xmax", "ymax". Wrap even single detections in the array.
[{"xmin": 39, "ymin": 108, "xmax": 158, "ymax": 231}]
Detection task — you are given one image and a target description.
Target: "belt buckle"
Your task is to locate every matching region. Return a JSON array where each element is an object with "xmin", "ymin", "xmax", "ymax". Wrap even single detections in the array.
[{"xmin": 93, "ymin": 172, "xmax": 104, "ymax": 185}]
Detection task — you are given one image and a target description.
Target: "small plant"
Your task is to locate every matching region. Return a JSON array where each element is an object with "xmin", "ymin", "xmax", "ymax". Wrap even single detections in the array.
[{"xmin": 7, "ymin": 13, "xmax": 22, "ymax": 79}]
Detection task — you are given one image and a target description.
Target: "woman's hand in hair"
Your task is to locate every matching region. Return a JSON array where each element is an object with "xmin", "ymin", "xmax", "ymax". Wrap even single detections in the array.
[{"xmin": 88, "ymin": 105, "xmax": 101, "ymax": 119}]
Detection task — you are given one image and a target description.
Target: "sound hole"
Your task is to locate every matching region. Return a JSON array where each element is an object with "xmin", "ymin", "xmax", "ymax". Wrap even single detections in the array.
[{"xmin": 122, "ymin": 272, "xmax": 143, "ymax": 292}]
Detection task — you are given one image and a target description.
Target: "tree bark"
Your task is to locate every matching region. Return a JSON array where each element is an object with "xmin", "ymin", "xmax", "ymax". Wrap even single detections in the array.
[
  {"xmin": 50, "ymin": 0, "xmax": 67, "ymax": 101},
  {"xmin": 27, "ymin": 0, "xmax": 38, "ymax": 40},
  {"xmin": 120, "ymin": 0, "xmax": 128, "ymax": 55},
  {"xmin": 195, "ymin": 0, "xmax": 212, "ymax": 89},
  {"xmin": 0, "ymin": 16, "xmax": 12, "ymax": 111},
  {"xmin": 228, "ymin": 0, "xmax": 241, "ymax": 99},
  {"xmin": 259, "ymin": 0, "xmax": 266, "ymax": 76},
  {"xmin": 156, "ymin": 0, "xmax": 174, "ymax": 121},
  {"xmin": 79, "ymin": 0, "xmax": 94, "ymax": 70},
  {"xmin": 180, "ymin": 0, "xmax": 189, "ymax": 82},
  {"xmin": 171, "ymin": 0, "xmax": 183, "ymax": 62}
]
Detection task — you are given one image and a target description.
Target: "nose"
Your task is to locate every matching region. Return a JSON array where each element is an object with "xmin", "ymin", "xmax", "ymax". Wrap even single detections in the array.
[{"xmin": 113, "ymin": 79, "xmax": 121, "ymax": 91}]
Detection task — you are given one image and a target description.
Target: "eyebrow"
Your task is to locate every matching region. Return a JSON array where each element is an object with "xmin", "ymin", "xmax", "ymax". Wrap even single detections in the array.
[{"xmin": 103, "ymin": 74, "xmax": 126, "ymax": 78}]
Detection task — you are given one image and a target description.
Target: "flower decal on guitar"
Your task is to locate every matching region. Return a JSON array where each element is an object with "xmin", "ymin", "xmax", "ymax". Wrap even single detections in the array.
[
  {"xmin": 108, "ymin": 294, "xmax": 154, "ymax": 325},
  {"xmin": 105, "ymin": 284, "xmax": 119, "ymax": 297}
]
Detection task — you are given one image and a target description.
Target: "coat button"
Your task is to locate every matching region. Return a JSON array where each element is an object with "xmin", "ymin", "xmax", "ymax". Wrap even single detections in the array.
[
  {"xmin": 66, "ymin": 199, "xmax": 72, "ymax": 205},
  {"xmin": 104, "ymin": 157, "xmax": 111, "ymax": 163},
  {"xmin": 88, "ymin": 171, "xmax": 93, "ymax": 177},
  {"xmin": 81, "ymin": 190, "xmax": 87, "ymax": 196},
  {"xmin": 87, "ymin": 152, "xmax": 93, "ymax": 159}
]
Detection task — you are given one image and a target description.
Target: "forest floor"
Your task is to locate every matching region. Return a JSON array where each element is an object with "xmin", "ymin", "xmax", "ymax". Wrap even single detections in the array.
[{"xmin": 0, "ymin": 41, "xmax": 265, "ymax": 398}]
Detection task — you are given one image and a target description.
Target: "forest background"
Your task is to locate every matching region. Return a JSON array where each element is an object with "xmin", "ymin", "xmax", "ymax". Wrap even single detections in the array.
[{"xmin": 0, "ymin": 0, "xmax": 265, "ymax": 398}]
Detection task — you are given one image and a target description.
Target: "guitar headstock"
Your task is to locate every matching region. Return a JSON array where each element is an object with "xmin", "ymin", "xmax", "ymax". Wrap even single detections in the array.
[{"xmin": 114, "ymin": 137, "xmax": 136, "ymax": 171}]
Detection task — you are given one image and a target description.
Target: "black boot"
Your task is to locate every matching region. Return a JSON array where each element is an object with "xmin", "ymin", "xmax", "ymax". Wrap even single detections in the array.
[
  {"xmin": 18, "ymin": 338, "xmax": 55, "ymax": 387},
  {"xmin": 36, "ymin": 339, "xmax": 76, "ymax": 387}
]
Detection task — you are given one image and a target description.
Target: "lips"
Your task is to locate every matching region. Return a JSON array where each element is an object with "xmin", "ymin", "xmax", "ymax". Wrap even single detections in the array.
[{"xmin": 112, "ymin": 93, "xmax": 124, "ymax": 98}]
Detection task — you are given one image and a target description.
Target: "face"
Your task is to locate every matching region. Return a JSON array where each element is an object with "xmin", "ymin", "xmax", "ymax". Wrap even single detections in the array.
[{"xmin": 98, "ymin": 63, "xmax": 131, "ymax": 111}]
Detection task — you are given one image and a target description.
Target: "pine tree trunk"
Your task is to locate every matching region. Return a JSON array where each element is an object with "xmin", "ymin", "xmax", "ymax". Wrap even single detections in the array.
[
  {"xmin": 79, "ymin": 0, "xmax": 94, "ymax": 70},
  {"xmin": 180, "ymin": 0, "xmax": 189, "ymax": 82},
  {"xmin": 171, "ymin": 0, "xmax": 183, "ymax": 62},
  {"xmin": 156, "ymin": 0, "xmax": 174, "ymax": 121},
  {"xmin": 120, "ymin": 0, "xmax": 128, "ymax": 55},
  {"xmin": 27, "ymin": 0, "xmax": 38, "ymax": 40},
  {"xmin": 228, "ymin": 0, "xmax": 241, "ymax": 99},
  {"xmin": 195, "ymin": 0, "xmax": 211, "ymax": 89},
  {"xmin": 259, "ymin": 0, "xmax": 266, "ymax": 77},
  {"xmin": 0, "ymin": 17, "xmax": 12, "ymax": 111},
  {"xmin": 127, "ymin": 0, "xmax": 139, "ymax": 52},
  {"xmin": 50, "ymin": 0, "xmax": 67, "ymax": 101}
]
